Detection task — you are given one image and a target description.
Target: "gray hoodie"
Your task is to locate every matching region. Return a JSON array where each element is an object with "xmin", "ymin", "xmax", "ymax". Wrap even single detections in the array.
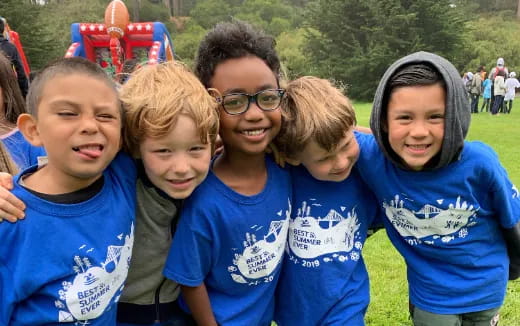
[{"xmin": 369, "ymin": 51, "xmax": 471, "ymax": 171}]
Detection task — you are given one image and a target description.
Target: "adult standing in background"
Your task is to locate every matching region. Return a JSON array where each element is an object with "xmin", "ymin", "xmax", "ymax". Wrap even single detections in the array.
[
  {"xmin": 479, "ymin": 65, "xmax": 487, "ymax": 81},
  {"xmin": 469, "ymin": 67, "xmax": 483, "ymax": 113},
  {"xmin": 491, "ymin": 69, "xmax": 507, "ymax": 115},
  {"xmin": 0, "ymin": 19, "xmax": 28, "ymax": 98},
  {"xmin": 489, "ymin": 58, "xmax": 508, "ymax": 111},
  {"xmin": 504, "ymin": 72, "xmax": 520, "ymax": 114}
]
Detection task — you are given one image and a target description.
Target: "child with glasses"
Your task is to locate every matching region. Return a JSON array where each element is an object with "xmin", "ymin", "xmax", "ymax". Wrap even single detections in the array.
[
  {"xmin": 273, "ymin": 76, "xmax": 380, "ymax": 325},
  {"xmin": 163, "ymin": 21, "xmax": 291, "ymax": 326}
]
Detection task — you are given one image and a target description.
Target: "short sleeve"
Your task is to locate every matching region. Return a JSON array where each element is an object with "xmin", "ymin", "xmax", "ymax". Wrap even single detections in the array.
[
  {"xmin": 163, "ymin": 197, "xmax": 214, "ymax": 286},
  {"xmin": 489, "ymin": 163, "xmax": 520, "ymax": 229}
]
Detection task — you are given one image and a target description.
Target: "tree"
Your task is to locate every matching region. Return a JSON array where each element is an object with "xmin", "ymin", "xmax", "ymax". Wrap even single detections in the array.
[
  {"xmin": 517, "ymin": 0, "xmax": 520, "ymax": 19},
  {"xmin": 304, "ymin": 0, "xmax": 468, "ymax": 100},
  {"xmin": 0, "ymin": 0, "xmax": 56, "ymax": 70},
  {"xmin": 190, "ymin": 0, "xmax": 232, "ymax": 29}
]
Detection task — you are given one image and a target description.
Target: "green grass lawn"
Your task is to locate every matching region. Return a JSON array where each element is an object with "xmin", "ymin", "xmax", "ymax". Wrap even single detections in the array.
[{"xmin": 353, "ymin": 102, "xmax": 520, "ymax": 325}]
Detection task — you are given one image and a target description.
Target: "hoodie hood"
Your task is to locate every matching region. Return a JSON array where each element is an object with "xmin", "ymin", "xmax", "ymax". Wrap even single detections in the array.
[{"xmin": 370, "ymin": 51, "xmax": 471, "ymax": 171}]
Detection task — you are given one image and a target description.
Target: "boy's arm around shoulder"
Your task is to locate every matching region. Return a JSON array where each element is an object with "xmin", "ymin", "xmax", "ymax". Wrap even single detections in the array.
[
  {"xmin": 109, "ymin": 152, "xmax": 138, "ymax": 184},
  {"xmin": 0, "ymin": 172, "xmax": 26, "ymax": 222}
]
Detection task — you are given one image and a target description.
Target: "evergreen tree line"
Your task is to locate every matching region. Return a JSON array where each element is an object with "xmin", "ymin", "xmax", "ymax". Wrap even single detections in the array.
[{"xmin": 1, "ymin": 0, "xmax": 519, "ymax": 100}]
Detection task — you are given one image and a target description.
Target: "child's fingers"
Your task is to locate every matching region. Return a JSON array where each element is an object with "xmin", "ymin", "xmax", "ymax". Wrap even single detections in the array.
[
  {"xmin": 0, "ymin": 172, "xmax": 14, "ymax": 190},
  {"xmin": 0, "ymin": 211, "xmax": 23, "ymax": 223},
  {"xmin": 0, "ymin": 190, "xmax": 26, "ymax": 221}
]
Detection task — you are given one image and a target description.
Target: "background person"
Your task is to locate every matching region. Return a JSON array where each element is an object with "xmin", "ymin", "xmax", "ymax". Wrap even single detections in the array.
[{"xmin": 0, "ymin": 18, "xmax": 29, "ymax": 97}]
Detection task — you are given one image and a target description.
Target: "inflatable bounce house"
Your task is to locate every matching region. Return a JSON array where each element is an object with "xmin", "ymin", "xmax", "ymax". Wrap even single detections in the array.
[
  {"xmin": 64, "ymin": 0, "xmax": 174, "ymax": 77},
  {"xmin": 0, "ymin": 17, "xmax": 31, "ymax": 76}
]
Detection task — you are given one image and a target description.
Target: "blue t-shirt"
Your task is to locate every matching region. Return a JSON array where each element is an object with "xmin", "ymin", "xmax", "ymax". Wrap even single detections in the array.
[
  {"xmin": 0, "ymin": 153, "xmax": 137, "ymax": 325},
  {"xmin": 356, "ymin": 133, "xmax": 520, "ymax": 314},
  {"xmin": 164, "ymin": 156, "xmax": 292, "ymax": 326},
  {"xmin": 1, "ymin": 129, "xmax": 46, "ymax": 170},
  {"xmin": 275, "ymin": 165, "xmax": 379, "ymax": 326},
  {"xmin": 482, "ymin": 79, "xmax": 492, "ymax": 99}
]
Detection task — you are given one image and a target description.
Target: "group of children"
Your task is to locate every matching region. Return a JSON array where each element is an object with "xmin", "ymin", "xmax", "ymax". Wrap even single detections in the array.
[{"xmin": 0, "ymin": 19, "xmax": 518, "ymax": 326}]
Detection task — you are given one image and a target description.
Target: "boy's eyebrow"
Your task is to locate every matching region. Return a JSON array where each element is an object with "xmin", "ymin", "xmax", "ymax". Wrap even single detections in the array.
[
  {"xmin": 389, "ymin": 106, "xmax": 445, "ymax": 113},
  {"xmin": 48, "ymin": 99, "xmax": 116, "ymax": 110},
  {"xmin": 47, "ymin": 99, "xmax": 81, "ymax": 109}
]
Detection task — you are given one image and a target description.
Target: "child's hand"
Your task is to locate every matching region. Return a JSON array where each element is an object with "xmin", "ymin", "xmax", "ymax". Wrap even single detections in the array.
[{"xmin": 0, "ymin": 173, "xmax": 25, "ymax": 222}]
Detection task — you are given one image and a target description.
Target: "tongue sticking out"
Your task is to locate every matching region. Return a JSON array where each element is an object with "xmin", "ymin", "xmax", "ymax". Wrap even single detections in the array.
[{"xmin": 76, "ymin": 145, "xmax": 102, "ymax": 159}]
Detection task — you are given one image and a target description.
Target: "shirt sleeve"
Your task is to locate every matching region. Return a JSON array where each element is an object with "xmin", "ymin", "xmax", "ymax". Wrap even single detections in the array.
[
  {"xmin": 487, "ymin": 156, "xmax": 520, "ymax": 229},
  {"xmin": 163, "ymin": 196, "xmax": 214, "ymax": 287}
]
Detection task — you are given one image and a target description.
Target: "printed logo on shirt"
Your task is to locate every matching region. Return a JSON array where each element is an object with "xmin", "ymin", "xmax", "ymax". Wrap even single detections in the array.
[
  {"xmin": 513, "ymin": 184, "xmax": 519, "ymax": 199},
  {"xmin": 287, "ymin": 199, "xmax": 363, "ymax": 268},
  {"xmin": 383, "ymin": 194, "xmax": 478, "ymax": 244},
  {"xmin": 55, "ymin": 223, "xmax": 134, "ymax": 323},
  {"xmin": 227, "ymin": 199, "xmax": 291, "ymax": 286}
]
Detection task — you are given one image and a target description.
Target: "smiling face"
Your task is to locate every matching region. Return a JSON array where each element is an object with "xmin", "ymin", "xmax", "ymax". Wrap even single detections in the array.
[
  {"xmin": 28, "ymin": 73, "xmax": 121, "ymax": 188},
  {"xmin": 297, "ymin": 129, "xmax": 359, "ymax": 182},
  {"xmin": 209, "ymin": 56, "xmax": 282, "ymax": 156},
  {"xmin": 386, "ymin": 83, "xmax": 445, "ymax": 171},
  {"xmin": 139, "ymin": 114, "xmax": 212, "ymax": 199}
]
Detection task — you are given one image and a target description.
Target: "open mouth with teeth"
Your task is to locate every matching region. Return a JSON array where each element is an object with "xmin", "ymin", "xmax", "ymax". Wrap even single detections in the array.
[
  {"xmin": 241, "ymin": 129, "xmax": 266, "ymax": 136},
  {"xmin": 406, "ymin": 144, "xmax": 431, "ymax": 150},
  {"xmin": 72, "ymin": 144, "xmax": 104, "ymax": 159}
]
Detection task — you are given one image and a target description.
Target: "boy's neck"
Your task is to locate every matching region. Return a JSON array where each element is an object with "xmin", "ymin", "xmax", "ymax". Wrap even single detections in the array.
[
  {"xmin": 212, "ymin": 150, "xmax": 268, "ymax": 196},
  {"xmin": 22, "ymin": 165, "xmax": 103, "ymax": 195}
]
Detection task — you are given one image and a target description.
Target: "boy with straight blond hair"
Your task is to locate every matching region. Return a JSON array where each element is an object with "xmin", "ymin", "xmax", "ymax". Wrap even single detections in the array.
[
  {"xmin": 0, "ymin": 57, "xmax": 136, "ymax": 325},
  {"xmin": 274, "ymin": 76, "xmax": 379, "ymax": 326},
  {"xmin": 116, "ymin": 61, "xmax": 219, "ymax": 325}
]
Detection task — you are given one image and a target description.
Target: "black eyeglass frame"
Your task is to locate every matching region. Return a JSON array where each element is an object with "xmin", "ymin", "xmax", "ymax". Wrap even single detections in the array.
[{"xmin": 215, "ymin": 88, "xmax": 286, "ymax": 115}]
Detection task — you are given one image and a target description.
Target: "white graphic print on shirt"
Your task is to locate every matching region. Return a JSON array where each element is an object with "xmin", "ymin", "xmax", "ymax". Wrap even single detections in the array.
[
  {"xmin": 56, "ymin": 223, "xmax": 134, "ymax": 323},
  {"xmin": 287, "ymin": 199, "xmax": 363, "ymax": 268},
  {"xmin": 383, "ymin": 195, "xmax": 478, "ymax": 244},
  {"xmin": 228, "ymin": 200, "xmax": 291, "ymax": 286}
]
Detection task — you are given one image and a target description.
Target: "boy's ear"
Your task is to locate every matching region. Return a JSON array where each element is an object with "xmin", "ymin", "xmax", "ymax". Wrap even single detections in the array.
[
  {"xmin": 17, "ymin": 114, "xmax": 43, "ymax": 147},
  {"xmin": 207, "ymin": 88, "xmax": 222, "ymax": 104}
]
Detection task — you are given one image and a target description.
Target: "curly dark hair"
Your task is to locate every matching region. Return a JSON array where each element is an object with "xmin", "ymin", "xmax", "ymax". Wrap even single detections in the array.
[{"xmin": 194, "ymin": 20, "xmax": 281, "ymax": 88}]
